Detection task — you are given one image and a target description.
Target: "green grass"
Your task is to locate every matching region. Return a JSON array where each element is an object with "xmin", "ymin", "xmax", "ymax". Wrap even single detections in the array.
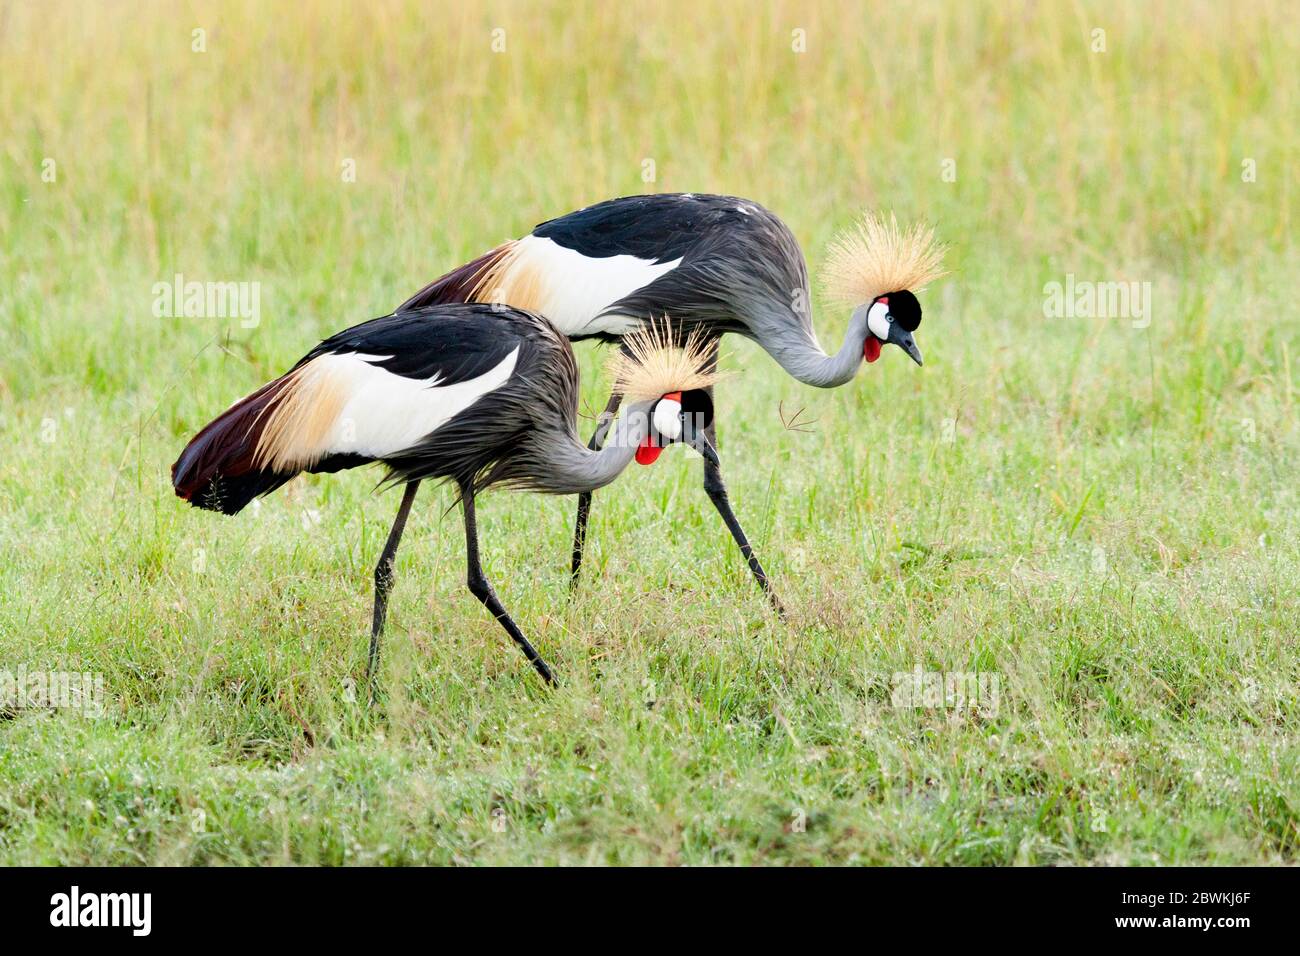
[{"xmin": 1, "ymin": 0, "xmax": 1297, "ymax": 864}]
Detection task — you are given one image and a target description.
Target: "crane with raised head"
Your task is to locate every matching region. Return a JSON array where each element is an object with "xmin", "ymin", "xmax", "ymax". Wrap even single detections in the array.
[
  {"xmin": 398, "ymin": 196, "xmax": 947, "ymax": 613},
  {"xmin": 172, "ymin": 304, "xmax": 720, "ymax": 686}
]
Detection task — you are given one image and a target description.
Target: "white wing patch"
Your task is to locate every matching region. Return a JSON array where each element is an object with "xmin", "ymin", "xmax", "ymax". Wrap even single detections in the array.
[
  {"xmin": 510, "ymin": 235, "xmax": 681, "ymax": 337},
  {"xmin": 324, "ymin": 347, "xmax": 520, "ymax": 457},
  {"xmin": 256, "ymin": 346, "xmax": 521, "ymax": 471}
]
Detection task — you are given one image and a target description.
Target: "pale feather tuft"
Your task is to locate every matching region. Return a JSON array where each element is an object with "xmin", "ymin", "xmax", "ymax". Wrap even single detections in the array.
[
  {"xmin": 252, "ymin": 360, "xmax": 347, "ymax": 472},
  {"xmin": 466, "ymin": 240, "xmax": 549, "ymax": 313},
  {"xmin": 820, "ymin": 211, "xmax": 948, "ymax": 306},
  {"xmin": 607, "ymin": 320, "xmax": 721, "ymax": 402}
]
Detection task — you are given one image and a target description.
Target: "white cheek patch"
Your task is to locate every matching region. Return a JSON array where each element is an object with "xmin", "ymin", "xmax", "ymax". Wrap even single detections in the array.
[
  {"xmin": 866, "ymin": 301, "xmax": 892, "ymax": 341},
  {"xmin": 652, "ymin": 399, "xmax": 683, "ymax": 441}
]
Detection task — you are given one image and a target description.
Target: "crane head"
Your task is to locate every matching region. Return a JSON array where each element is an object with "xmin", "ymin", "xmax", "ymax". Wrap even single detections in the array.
[
  {"xmin": 863, "ymin": 290, "xmax": 923, "ymax": 367},
  {"xmin": 635, "ymin": 389, "xmax": 718, "ymax": 466}
]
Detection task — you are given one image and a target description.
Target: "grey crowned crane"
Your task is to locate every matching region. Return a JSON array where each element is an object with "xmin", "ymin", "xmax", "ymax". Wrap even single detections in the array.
[
  {"xmin": 171, "ymin": 304, "xmax": 720, "ymax": 685},
  {"xmin": 398, "ymin": 195, "xmax": 947, "ymax": 613}
]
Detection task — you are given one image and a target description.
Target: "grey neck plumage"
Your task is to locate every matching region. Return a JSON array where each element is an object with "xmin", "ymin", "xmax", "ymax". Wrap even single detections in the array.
[
  {"xmin": 533, "ymin": 399, "xmax": 658, "ymax": 495},
  {"xmin": 531, "ymin": 299, "xmax": 873, "ymax": 494},
  {"xmin": 766, "ymin": 304, "xmax": 871, "ymax": 389},
  {"xmin": 729, "ymin": 288, "xmax": 871, "ymax": 389}
]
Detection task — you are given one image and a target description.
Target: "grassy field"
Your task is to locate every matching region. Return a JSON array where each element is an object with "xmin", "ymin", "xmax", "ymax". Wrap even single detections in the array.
[{"xmin": 1, "ymin": 0, "xmax": 1297, "ymax": 865}]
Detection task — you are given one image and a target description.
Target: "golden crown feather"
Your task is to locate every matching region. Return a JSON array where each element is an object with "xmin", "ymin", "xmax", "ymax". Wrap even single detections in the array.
[
  {"xmin": 819, "ymin": 211, "xmax": 948, "ymax": 306},
  {"xmin": 606, "ymin": 319, "xmax": 721, "ymax": 403}
]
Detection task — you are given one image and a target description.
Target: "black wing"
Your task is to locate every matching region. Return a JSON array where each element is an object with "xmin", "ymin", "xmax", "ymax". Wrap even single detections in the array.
[
  {"xmin": 298, "ymin": 303, "xmax": 526, "ymax": 385},
  {"xmin": 532, "ymin": 193, "xmax": 757, "ymax": 264}
]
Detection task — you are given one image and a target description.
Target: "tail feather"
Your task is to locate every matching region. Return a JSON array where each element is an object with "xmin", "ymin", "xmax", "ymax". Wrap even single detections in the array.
[
  {"xmin": 171, "ymin": 376, "xmax": 299, "ymax": 515},
  {"xmin": 396, "ymin": 243, "xmax": 513, "ymax": 311}
]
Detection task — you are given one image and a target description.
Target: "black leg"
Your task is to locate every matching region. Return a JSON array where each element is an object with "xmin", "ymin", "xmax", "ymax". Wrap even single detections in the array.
[
  {"xmin": 698, "ymin": 343, "xmax": 786, "ymax": 616},
  {"xmin": 570, "ymin": 389, "xmax": 624, "ymax": 587},
  {"xmin": 368, "ymin": 480, "xmax": 421, "ymax": 695},
  {"xmin": 461, "ymin": 483, "xmax": 557, "ymax": 685}
]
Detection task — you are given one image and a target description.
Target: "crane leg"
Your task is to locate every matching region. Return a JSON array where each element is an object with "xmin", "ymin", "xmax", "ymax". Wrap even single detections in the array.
[
  {"xmin": 367, "ymin": 479, "xmax": 421, "ymax": 698},
  {"xmin": 698, "ymin": 346, "xmax": 786, "ymax": 617},
  {"xmin": 570, "ymin": 389, "xmax": 624, "ymax": 588},
  {"xmin": 461, "ymin": 484, "xmax": 557, "ymax": 685}
]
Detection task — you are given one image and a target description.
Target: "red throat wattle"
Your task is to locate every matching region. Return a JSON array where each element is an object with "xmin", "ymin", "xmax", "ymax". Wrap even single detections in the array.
[{"xmin": 635, "ymin": 442, "xmax": 663, "ymax": 465}]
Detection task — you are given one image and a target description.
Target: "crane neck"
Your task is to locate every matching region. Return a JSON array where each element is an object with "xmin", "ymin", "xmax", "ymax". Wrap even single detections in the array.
[
  {"xmin": 535, "ymin": 399, "xmax": 658, "ymax": 495},
  {"xmin": 772, "ymin": 303, "xmax": 871, "ymax": 389}
]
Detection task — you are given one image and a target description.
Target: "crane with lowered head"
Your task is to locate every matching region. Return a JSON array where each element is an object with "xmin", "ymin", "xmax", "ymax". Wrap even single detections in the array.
[
  {"xmin": 398, "ymin": 196, "xmax": 948, "ymax": 612},
  {"xmin": 172, "ymin": 303, "xmax": 721, "ymax": 687}
]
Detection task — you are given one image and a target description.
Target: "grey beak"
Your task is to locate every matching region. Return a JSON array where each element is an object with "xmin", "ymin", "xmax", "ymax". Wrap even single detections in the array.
[
  {"xmin": 889, "ymin": 326, "xmax": 924, "ymax": 367},
  {"xmin": 681, "ymin": 423, "xmax": 720, "ymax": 467}
]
